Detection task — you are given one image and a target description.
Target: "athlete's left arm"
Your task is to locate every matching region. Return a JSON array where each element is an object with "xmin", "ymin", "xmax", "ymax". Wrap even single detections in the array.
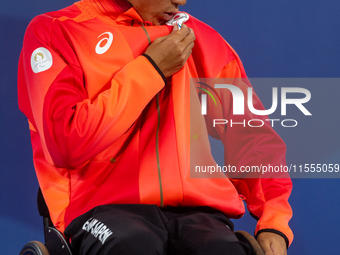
[
  {"xmin": 204, "ymin": 59, "xmax": 293, "ymax": 249},
  {"xmin": 187, "ymin": 15, "xmax": 293, "ymax": 248}
]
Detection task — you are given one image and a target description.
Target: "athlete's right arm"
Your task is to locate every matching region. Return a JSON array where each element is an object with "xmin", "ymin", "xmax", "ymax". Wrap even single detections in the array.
[
  {"xmin": 145, "ymin": 24, "xmax": 195, "ymax": 77},
  {"xmin": 18, "ymin": 16, "xmax": 166, "ymax": 169}
]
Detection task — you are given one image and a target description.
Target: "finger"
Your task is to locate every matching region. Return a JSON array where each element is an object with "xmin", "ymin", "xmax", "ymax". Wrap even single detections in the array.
[
  {"xmin": 179, "ymin": 42, "xmax": 194, "ymax": 65},
  {"xmin": 181, "ymin": 28, "xmax": 196, "ymax": 44},
  {"xmin": 154, "ymin": 23, "xmax": 185, "ymax": 45},
  {"xmin": 179, "ymin": 24, "xmax": 192, "ymax": 40},
  {"xmin": 271, "ymin": 243, "xmax": 287, "ymax": 255},
  {"xmin": 182, "ymin": 41, "xmax": 194, "ymax": 56},
  {"xmin": 153, "ymin": 34, "xmax": 169, "ymax": 44},
  {"xmin": 263, "ymin": 247, "xmax": 274, "ymax": 255},
  {"xmin": 259, "ymin": 241, "xmax": 274, "ymax": 255},
  {"xmin": 170, "ymin": 24, "xmax": 191, "ymax": 42},
  {"xmin": 177, "ymin": 34, "xmax": 195, "ymax": 55},
  {"xmin": 172, "ymin": 22, "xmax": 179, "ymax": 32}
]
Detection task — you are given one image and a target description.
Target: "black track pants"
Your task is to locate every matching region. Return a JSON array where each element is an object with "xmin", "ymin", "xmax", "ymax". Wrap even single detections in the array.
[{"xmin": 64, "ymin": 204, "xmax": 251, "ymax": 255}]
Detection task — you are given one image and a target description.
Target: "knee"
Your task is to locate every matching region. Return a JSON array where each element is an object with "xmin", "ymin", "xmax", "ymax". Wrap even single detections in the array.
[
  {"xmin": 105, "ymin": 225, "xmax": 167, "ymax": 254},
  {"xmin": 196, "ymin": 236, "xmax": 251, "ymax": 255}
]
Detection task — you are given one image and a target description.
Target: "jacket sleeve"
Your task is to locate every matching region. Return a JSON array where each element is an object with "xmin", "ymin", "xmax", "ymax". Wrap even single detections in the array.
[
  {"xmin": 188, "ymin": 15, "xmax": 293, "ymax": 246},
  {"xmin": 203, "ymin": 58, "xmax": 293, "ymax": 247},
  {"xmin": 18, "ymin": 15, "xmax": 166, "ymax": 169}
]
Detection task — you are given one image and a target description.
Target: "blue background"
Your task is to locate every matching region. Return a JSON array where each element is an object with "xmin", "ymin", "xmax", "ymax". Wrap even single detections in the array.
[{"xmin": 1, "ymin": 0, "xmax": 339, "ymax": 253}]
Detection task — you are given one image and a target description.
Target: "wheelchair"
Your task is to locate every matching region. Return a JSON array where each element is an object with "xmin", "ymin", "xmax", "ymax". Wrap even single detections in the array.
[{"xmin": 20, "ymin": 189, "xmax": 265, "ymax": 255}]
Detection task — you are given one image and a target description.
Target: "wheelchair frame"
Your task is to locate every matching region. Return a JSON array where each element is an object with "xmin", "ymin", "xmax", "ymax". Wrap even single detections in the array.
[{"xmin": 19, "ymin": 189, "xmax": 264, "ymax": 255}]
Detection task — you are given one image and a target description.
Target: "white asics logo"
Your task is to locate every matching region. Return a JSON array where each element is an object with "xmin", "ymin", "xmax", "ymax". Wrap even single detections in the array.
[{"xmin": 95, "ymin": 32, "xmax": 113, "ymax": 54}]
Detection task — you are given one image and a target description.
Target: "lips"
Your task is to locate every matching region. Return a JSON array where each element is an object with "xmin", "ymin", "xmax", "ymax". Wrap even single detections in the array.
[{"xmin": 163, "ymin": 12, "xmax": 176, "ymax": 21}]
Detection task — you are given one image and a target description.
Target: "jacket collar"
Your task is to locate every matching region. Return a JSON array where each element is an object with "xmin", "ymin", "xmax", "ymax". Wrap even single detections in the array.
[{"xmin": 81, "ymin": 0, "xmax": 146, "ymax": 25}]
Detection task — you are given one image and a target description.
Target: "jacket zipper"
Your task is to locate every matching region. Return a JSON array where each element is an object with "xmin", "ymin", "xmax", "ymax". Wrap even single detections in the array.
[
  {"xmin": 140, "ymin": 23, "xmax": 164, "ymax": 207},
  {"xmin": 155, "ymin": 93, "xmax": 163, "ymax": 207}
]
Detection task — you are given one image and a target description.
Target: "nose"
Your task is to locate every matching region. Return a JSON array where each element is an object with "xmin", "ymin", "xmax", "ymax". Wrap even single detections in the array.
[{"xmin": 172, "ymin": 0, "xmax": 186, "ymax": 6}]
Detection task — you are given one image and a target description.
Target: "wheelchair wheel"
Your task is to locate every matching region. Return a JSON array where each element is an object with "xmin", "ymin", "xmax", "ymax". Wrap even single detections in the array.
[
  {"xmin": 235, "ymin": 230, "xmax": 265, "ymax": 255},
  {"xmin": 19, "ymin": 241, "xmax": 50, "ymax": 255}
]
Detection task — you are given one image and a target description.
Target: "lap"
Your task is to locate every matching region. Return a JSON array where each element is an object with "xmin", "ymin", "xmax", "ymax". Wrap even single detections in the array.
[
  {"xmin": 163, "ymin": 207, "xmax": 250, "ymax": 255},
  {"xmin": 64, "ymin": 204, "xmax": 250, "ymax": 255}
]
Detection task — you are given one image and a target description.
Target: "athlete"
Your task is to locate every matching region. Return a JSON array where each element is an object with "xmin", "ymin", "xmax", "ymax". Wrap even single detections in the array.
[{"xmin": 18, "ymin": 0, "xmax": 293, "ymax": 254}]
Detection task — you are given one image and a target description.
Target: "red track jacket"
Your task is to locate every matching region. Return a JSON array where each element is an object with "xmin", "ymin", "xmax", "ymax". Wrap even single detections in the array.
[{"xmin": 18, "ymin": 0, "xmax": 293, "ymax": 245}]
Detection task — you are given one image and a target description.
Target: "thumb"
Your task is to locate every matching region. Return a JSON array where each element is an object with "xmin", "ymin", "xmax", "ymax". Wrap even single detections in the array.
[{"xmin": 172, "ymin": 23, "xmax": 179, "ymax": 32}]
